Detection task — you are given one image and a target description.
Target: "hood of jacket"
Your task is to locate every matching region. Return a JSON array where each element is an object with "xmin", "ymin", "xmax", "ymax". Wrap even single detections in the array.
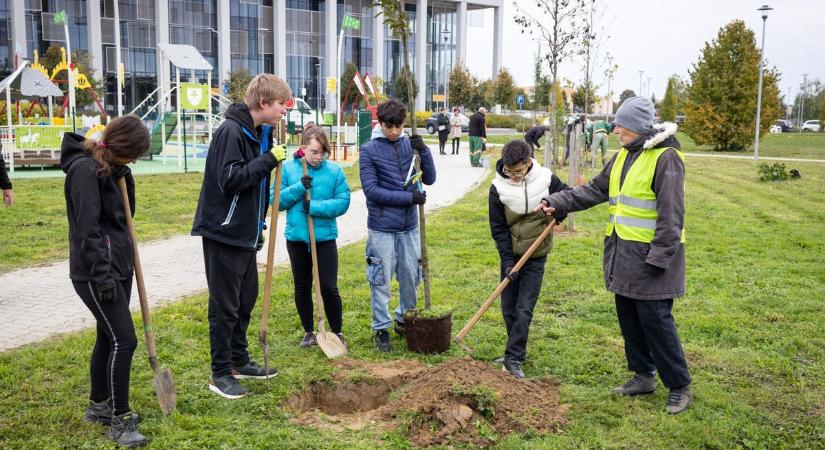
[
  {"xmin": 225, "ymin": 103, "xmax": 259, "ymax": 140},
  {"xmin": 60, "ymin": 132, "xmax": 89, "ymax": 174},
  {"xmin": 626, "ymin": 121, "xmax": 680, "ymax": 153}
]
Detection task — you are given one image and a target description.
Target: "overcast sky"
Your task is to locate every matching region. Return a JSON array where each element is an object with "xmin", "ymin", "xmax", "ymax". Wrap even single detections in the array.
[{"xmin": 465, "ymin": 0, "xmax": 824, "ymax": 102}]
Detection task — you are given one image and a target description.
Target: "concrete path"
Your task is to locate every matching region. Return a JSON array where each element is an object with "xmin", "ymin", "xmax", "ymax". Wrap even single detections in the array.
[{"xmin": 0, "ymin": 147, "xmax": 488, "ymax": 352}]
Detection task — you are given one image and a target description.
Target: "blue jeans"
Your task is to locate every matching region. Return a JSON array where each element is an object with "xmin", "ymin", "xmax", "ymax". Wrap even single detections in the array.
[{"xmin": 366, "ymin": 227, "xmax": 421, "ymax": 330}]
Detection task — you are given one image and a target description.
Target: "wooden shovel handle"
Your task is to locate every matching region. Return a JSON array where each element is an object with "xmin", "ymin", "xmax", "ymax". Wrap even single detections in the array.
[
  {"xmin": 259, "ymin": 163, "xmax": 283, "ymax": 336},
  {"xmin": 302, "ymin": 159, "xmax": 326, "ymax": 323},
  {"xmin": 454, "ymin": 219, "xmax": 556, "ymax": 343},
  {"xmin": 118, "ymin": 177, "xmax": 158, "ymax": 365}
]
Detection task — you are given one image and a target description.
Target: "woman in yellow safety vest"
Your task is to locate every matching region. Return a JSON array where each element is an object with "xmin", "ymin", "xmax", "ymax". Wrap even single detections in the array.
[{"xmin": 535, "ymin": 96, "xmax": 692, "ymax": 415}]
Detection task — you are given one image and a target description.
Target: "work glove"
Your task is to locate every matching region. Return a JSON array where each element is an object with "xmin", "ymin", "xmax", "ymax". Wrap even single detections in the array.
[
  {"xmin": 256, "ymin": 233, "xmax": 266, "ymax": 252},
  {"xmin": 411, "ymin": 191, "xmax": 427, "ymax": 205},
  {"xmin": 271, "ymin": 144, "xmax": 287, "ymax": 164},
  {"xmin": 293, "ymin": 148, "xmax": 305, "ymax": 159},
  {"xmin": 303, "ymin": 199, "xmax": 311, "ymax": 215},
  {"xmin": 409, "ymin": 134, "xmax": 429, "ymax": 154},
  {"xmin": 97, "ymin": 283, "xmax": 118, "ymax": 303},
  {"xmin": 301, "ymin": 175, "xmax": 312, "ymax": 190},
  {"xmin": 504, "ymin": 266, "xmax": 519, "ymax": 282}
]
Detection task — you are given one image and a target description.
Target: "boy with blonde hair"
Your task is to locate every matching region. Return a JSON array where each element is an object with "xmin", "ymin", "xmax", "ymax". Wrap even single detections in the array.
[{"xmin": 192, "ymin": 73, "xmax": 290, "ymax": 399}]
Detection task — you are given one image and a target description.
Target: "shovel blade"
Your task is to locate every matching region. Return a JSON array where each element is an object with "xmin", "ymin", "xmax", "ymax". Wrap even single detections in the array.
[
  {"xmin": 316, "ymin": 332, "xmax": 348, "ymax": 359},
  {"xmin": 153, "ymin": 368, "xmax": 177, "ymax": 416}
]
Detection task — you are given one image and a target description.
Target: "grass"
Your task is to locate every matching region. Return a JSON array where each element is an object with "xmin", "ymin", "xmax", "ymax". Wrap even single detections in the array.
[
  {"xmin": 1, "ymin": 154, "xmax": 824, "ymax": 448},
  {"xmin": 0, "ymin": 162, "xmax": 361, "ymax": 273},
  {"xmin": 425, "ymin": 131, "xmax": 825, "ymax": 160}
]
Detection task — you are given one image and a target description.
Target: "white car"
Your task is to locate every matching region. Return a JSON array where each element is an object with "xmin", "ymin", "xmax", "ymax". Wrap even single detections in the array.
[
  {"xmin": 801, "ymin": 120, "xmax": 820, "ymax": 132},
  {"xmin": 286, "ymin": 98, "xmax": 321, "ymax": 130}
]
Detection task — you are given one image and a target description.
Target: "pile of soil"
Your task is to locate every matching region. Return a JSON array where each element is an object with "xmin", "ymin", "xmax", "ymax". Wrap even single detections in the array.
[{"xmin": 283, "ymin": 357, "xmax": 567, "ymax": 447}]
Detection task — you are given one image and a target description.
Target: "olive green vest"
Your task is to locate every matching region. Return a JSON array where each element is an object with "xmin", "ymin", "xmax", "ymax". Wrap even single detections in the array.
[{"xmin": 505, "ymin": 208, "xmax": 554, "ymax": 257}]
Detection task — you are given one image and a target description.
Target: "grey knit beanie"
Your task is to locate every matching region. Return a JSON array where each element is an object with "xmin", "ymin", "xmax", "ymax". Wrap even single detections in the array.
[{"xmin": 614, "ymin": 96, "xmax": 654, "ymax": 134}]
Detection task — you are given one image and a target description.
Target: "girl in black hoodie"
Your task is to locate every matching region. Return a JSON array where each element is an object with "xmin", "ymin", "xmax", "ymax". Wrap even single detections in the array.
[{"xmin": 61, "ymin": 115, "xmax": 150, "ymax": 448}]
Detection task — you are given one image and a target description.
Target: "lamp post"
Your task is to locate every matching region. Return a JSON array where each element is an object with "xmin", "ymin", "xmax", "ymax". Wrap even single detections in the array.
[
  {"xmin": 638, "ymin": 70, "xmax": 644, "ymax": 96},
  {"xmin": 646, "ymin": 76, "xmax": 651, "ymax": 98},
  {"xmin": 753, "ymin": 4, "xmax": 772, "ymax": 160},
  {"xmin": 442, "ymin": 23, "xmax": 451, "ymax": 110}
]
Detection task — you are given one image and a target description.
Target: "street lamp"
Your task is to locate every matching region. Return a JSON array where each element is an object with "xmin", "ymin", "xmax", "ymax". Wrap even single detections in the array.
[
  {"xmin": 753, "ymin": 4, "xmax": 773, "ymax": 160},
  {"xmin": 442, "ymin": 22, "xmax": 451, "ymax": 110},
  {"xmin": 638, "ymin": 70, "xmax": 644, "ymax": 96}
]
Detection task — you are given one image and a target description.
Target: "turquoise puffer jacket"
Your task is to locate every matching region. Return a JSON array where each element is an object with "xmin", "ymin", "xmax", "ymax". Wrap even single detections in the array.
[{"xmin": 275, "ymin": 158, "xmax": 350, "ymax": 243}]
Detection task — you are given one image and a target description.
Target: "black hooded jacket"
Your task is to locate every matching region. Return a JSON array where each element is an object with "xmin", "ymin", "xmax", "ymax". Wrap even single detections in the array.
[
  {"xmin": 61, "ymin": 133, "xmax": 136, "ymax": 290},
  {"xmin": 0, "ymin": 142, "xmax": 12, "ymax": 190},
  {"xmin": 191, "ymin": 103, "xmax": 278, "ymax": 250}
]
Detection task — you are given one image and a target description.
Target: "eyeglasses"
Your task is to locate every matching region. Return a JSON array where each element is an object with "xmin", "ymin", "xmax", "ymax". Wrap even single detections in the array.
[{"xmin": 503, "ymin": 166, "xmax": 528, "ymax": 177}]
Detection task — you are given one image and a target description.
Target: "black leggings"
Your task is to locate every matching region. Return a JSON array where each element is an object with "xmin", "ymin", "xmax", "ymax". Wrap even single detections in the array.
[
  {"xmin": 438, "ymin": 131, "xmax": 449, "ymax": 153},
  {"xmin": 451, "ymin": 137, "xmax": 461, "ymax": 154},
  {"xmin": 286, "ymin": 240, "xmax": 343, "ymax": 333},
  {"xmin": 73, "ymin": 277, "xmax": 137, "ymax": 416}
]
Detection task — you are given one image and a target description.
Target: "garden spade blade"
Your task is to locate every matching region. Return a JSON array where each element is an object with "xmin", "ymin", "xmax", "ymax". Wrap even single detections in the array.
[{"xmin": 119, "ymin": 177, "xmax": 177, "ymax": 415}]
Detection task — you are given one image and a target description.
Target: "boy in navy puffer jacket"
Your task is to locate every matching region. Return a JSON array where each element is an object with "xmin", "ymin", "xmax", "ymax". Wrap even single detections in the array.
[{"xmin": 359, "ymin": 99, "xmax": 436, "ymax": 352}]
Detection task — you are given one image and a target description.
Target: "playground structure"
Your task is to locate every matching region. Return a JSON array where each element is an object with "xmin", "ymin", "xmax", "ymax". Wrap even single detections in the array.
[{"xmin": 130, "ymin": 44, "xmax": 226, "ymax": 170}]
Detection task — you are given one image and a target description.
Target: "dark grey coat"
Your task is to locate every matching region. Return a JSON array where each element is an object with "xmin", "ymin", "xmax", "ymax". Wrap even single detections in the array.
[{"xmin": 543, "ymin": 122, "xmax": 685, "ymax": 300}]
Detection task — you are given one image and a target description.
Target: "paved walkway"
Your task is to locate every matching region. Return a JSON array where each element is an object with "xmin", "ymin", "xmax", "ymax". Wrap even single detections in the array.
[{"xmin": 0, "ymin": 146, "xmax": 489, "ymax": 352}]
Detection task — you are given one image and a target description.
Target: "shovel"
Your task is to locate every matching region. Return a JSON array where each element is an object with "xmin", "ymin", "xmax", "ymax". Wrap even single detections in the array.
[
  {"xmin": 118, "ymin": 177, "xmax": 177, "ymax": 415},
  {"xmin": 303, "ymin": 158, "xmax": 347, "ymax": 358},
  {"xmin": 258, "ymin": 162, "xmax": 283, "ymax": 385},
  {"xmin": 454, "ymin": 219, "xmax": 557, "ymax": 352}
]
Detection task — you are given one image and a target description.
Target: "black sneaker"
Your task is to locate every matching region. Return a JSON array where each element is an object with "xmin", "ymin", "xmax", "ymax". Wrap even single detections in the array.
[
  {"xmin": 232, "ymin": 360, "xmax": 279, "ymax": 380},
  {"xmin": 503, "ymin": 359, "xmax": 525, "ymax": 378},
  {"xmin": 612, "ymin": 373, "xmax": 657, "ymax": 396},
  {"xmin": 335, "ymin": 333, "xmax": 348, "ymax": 350},
  {"xmin": 109, "ymin": 412, "xmax": 148, "ymax": 448},
  {"xmin": 666, "ymin": 387, "xmax": 693, "ymax": 414},
  {"xmin": 394, "ymin": 319, "xmax": 406, "ymax": 337},
  {"xmin": 374, "ymin": 329, "xmax": 392, "ymax": 352},
  {"xmin": 300, "ymin": 332, "xmax": 317, "ymax": 348},
  {"xmin": 209, "ymin": 374, "xmax": 249, "ymax": 399},
  {"xmin": 84, "ymin": 399, "xmax": 112, "ymax": 425}
]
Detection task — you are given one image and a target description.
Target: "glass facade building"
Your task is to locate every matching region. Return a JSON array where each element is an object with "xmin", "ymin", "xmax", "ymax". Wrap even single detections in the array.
[{"xmin": 4, "ymin": 0, "xmax": 502, "ymax": 114}]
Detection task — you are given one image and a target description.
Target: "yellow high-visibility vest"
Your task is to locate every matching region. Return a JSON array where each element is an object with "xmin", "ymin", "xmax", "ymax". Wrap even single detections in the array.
[{"xmin": 606, "ymin": 147, "xmax": 686, "ymax": 243}]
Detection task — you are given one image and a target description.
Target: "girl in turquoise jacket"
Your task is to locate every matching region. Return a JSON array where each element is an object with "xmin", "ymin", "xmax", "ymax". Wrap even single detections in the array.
[{"xmin": 277, "ymin": 126, "xmax": 350, "ymax": 348}]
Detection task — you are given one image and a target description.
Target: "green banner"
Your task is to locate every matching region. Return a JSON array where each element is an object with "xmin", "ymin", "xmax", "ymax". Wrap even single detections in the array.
[
  {"xmin": 342, "ymin": 15, "xmax": 361, "ymax": 30},
  {"xmin": 181, "ymin": 83, "xmax": 209, "ymax": 110}
]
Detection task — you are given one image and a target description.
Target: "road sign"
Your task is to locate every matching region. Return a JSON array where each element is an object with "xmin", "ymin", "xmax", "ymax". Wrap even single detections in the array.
[
  {"xmin": 285, "ymin": 97, "xmax": 295, "ymax": 110},
  {"xmin": 326, "ymin": 77, "xmax": 337, "ymax": 93},
  {"xmin": 517, "ymin": 94, "xmax": 525, "ymax": 106}
]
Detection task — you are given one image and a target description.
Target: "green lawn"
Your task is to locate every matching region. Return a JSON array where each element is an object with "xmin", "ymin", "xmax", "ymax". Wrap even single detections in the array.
[
  {"xmin": 0, "ymin": 163, "xmax": 361, "ymax": 273},
  {"xmin": 426, "ymin": 131, "xmax": 825, "ymax": 160},
  {"xmin": 1, "ymin": 156, "xmax": 824, "ymax": 448}
]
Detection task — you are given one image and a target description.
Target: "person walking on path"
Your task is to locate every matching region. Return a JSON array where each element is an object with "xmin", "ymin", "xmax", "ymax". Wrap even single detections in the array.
[
  {"xmin": 191, "ymin": 74, "xmax": 289, "ymax": 399},
  {"xmin": 468, "ymin": 107, "xmax": 488, "ymax": 167},
  {"xmin": 0, "ymin": 143, "xmax": 12, "ymax": 207},
  {"xmin": 60, "ymin": 115, "xmax": 151, "ymax": 447},
  {"xmin": 524, "ymin": 125, "xmax": 550, "ymax": 158},
  {"xmin": 449, "ymin": 107, "xmax": 463, "ymax": 155},
  {"xmin": 360, "ymin": 99, "xmax": 436, "ymax": 352},
  {"xmin": 535, "ymin": 97, "xmax": 692, "ymax": 414},
  {"xmin": 277, "ymin": 125, "xmax": 350, "ymax": 349},
  {"xmin": 436, "ymin": 107, "xmax": 450, "ymax": 155},
  {"xmin": 489, "ymin": 140, "xmax": 570, "ymax": 378}
]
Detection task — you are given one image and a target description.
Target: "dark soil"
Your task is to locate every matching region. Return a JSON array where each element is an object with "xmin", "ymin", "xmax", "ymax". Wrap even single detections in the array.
[{"xmin": 283, "ymin": 357, "xmax": 567, "ymax": 447}]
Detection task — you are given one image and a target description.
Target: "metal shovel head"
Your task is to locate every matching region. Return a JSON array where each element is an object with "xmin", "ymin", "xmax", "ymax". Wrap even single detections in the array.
[
  {"xmin": 153, "ymin": 367, "xmax": 177, "ymax": 416},
  {"xmin": 316, "ymin": 331, "xmax": 348, "ymax": 359}
]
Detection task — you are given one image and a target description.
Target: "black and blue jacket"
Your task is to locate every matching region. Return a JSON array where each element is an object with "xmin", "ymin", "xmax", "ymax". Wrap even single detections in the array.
[
  {"xmin": 359, "ymin": 124, "xmax": 436, "ymax": 233},
  {"xmin": 191, "ymin": 103, "xmax": 278, "ymax": 250}
]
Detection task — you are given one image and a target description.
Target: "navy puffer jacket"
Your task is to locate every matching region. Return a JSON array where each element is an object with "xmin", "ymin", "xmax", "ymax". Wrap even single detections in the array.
[{"xmin": 359, "ymin": 124, "xmax": 436, "ymax": 232}]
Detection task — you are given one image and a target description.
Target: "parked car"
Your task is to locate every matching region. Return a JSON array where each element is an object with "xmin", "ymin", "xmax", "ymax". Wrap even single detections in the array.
[
  {"xmin": 425, "ymin": 113, "xmax": 468, "ymax": 134},
  {"xmin": 286, "ymin": 98, "xmax": 320, "ymax": 131},
  {"xmin": 770, "ymin": 119, "xmax": 794, "ymax": 133},
  {"xmin": 801, "ymin": 120, "xmax": 820, "ymax": 132}
]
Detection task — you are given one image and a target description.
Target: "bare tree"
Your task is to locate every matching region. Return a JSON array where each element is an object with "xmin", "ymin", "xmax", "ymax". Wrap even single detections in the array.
[
  {"xmin": 514, "ymin": 0, "xmax": 586, "ymax": 168},
  {"xmin": 372, "ymin": 1, "xmax": 418, "ymax": 133}
]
